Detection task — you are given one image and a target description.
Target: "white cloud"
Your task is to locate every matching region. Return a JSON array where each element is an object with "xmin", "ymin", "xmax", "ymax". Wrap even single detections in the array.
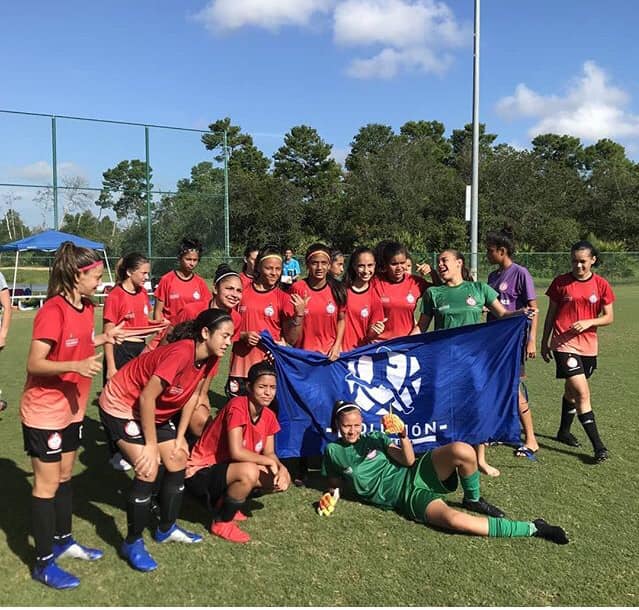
[
  {"xmin": 194, "ymin": 0, "xmax": 334, "ymax": 32},
  {"xmin": 7, "ymin": 161, "xmax": 88, "ymax": 183},
  {"xmin": 346, "ymin": 46, "xmax": 451, "ymax": 79},
  {"xmin": 496, "ymin": 61, "xmax": 639, "ymax": 142}
]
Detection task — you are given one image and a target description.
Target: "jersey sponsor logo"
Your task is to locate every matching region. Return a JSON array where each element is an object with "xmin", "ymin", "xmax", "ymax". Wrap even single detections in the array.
[
  {"xmin": 169, "ymin": 292, "xmax": 180, "ymax": 300},
  {"xmin": 466, "ymin": 296, "xmax": 477, "ymax": 307},
  {"xmin": 125, "ymin": 420, "xmax": 141, "ymax": 437},
  {"xmin": 167, "ymin": 385, "xmax": 184, "ymax": 396},
  {"xmin": 65, "ymin": 336, "xmax": 79, "ymax": 348},
  {"xmin": 47, "ymin": 432, "xmax": 62, "ymax": 451},
  {"xmin": 406, "ymin": 292, "xmax": 415, "ymax": 304},
  {"xmin": 589, "ymin": 293, "xmax": 599, "ymax": 303},
  {"xmin": 381, "ymin": 296, "xmax": 390, "ymax": 303},
  {"xmin": 255, "ymin": 440, "xmax": 263, "ymax": 453},
  {"xmin": 193, "ymin": 291, "xmax": 201, "ymax": 300},
  {"xmin": 326, "ymin": 302, "xmax": 336, "ymax": 314},
  {"xmin": 264, "ymin": 304, "xmax": 275, "ymax": 317},
  {"xmin": 499, "ymin": 282, "xmax": 508, "ymax": 292},
  {"xmin": 345, "ymin": 346, "xmax": 421, "ymax": 416},
  {"xmin": 566, "ymin": 356, "xmax": 579, "ymax": 369},
  {"xmin": 365, "ymin": 449, "xmax": 377, "ymax": 460},
  {"xmin": 360, "ymin": 307, "xmax": 369, "ymax": 319}
]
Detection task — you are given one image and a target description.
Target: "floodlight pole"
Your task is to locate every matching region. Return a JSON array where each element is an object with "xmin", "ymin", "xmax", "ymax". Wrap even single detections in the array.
[
  {"xmin": 470, "ymin": 0, "xmax": 480, "ymax": 280},
  {"xmin": 145, "ymin": 126, "xmax": 152, "ymax": 257},
  {"xmin": 223, "ymin": 130, "xmax": 230, "ymax": 261},
  {"xmin": 51, "ymin": 116, "xmax": 59, "ymax": 230}
]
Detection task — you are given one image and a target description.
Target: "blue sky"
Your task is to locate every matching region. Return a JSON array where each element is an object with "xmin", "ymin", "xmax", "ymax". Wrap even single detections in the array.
[{"xmin": 2, "ymin": 0, "xmax": 639, "ymax": 228}]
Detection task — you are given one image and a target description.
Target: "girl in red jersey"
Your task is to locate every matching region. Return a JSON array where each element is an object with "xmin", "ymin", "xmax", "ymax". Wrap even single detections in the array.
[
  {"xmin": 228, "ymin": 245, "xmax": 299, "ymax": 397},
  {"xmin": 99, "ymin": 309, "xmax": 233, "ymax": 572},
  {"xmin": 541, "ymin": 241, "xmax": 615, "ymax": 463},
  {"xmin": 153, "ymin": 238, "xmax": 211, "ymax": 323},
  {"xmin": 329, "ymin": 249, "xmax": 345, "ymax": 281},
  {"xmin": 290, "ymin": 243, "xmax": 347, "ymax": 360},
  {"xmin": 342, "ymin": 246, "xmax": 386, "ymax": 352},
  {"xmin": 173, "ymin": 264, "xmax": 243, "ymax": 437},
  {"xmin": 21, "ymin": 242, "xmax": 125, "ymax": 590},
  {"xmin": 239, "ymin": 244, "xmax": 259, "ymax": 290},
  {"xmin": 186, "ymin": 362, "xmax": 290, "ymax": 543},
  {"xmin": 371, "ymin": 241, "xmax": 438, "ymax": 340}
]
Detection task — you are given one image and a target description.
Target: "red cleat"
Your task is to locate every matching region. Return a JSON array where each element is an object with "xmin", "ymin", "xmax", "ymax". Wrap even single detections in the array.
[
  {"xmin": 233, "ymin": 510, "xmax": 248, "ymax": 522},
  {"xmin": 210, "ymin": 520, "xmax": 251, "ymax": 544}
]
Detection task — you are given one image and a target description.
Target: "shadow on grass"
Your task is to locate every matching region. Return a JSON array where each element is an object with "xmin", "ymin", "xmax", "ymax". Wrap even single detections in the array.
[
  {"xmin": 0, "ymin": 458, "xmax": 34, "ymax": 568},
  {"xmin": 535, "ymin": 433, "xmax": 594, "ymax": 463}
]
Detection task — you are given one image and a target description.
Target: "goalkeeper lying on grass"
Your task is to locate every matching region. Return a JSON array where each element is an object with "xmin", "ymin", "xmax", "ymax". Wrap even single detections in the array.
[{"xmin": 318, "ymin": 400, "xmax": 568, "ymax": 544}]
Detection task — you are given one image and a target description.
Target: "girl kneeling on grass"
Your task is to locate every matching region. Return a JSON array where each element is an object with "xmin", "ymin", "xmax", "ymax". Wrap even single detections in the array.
[
  {"xmin": 98, "ymin": 309, "xmax": 233, "ymax": 572},
  {"xmin": 21, "ymin": 242, "xmax": 126, "ymax": 590},
  {"xmin": 185, "ymin": 362, "xmax": 290, "ymax": 543},
  {"xmin": 319, "ymin": 401, "xmax": 568, "ymax": 545}
]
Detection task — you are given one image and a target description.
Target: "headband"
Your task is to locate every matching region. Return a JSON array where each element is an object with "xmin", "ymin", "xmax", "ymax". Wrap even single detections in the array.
[
  {"xmin": 258, "ymin": 253, "xmax": 283, "ymax": 263},
  {"xmin": 79, "ymin": 260, "xmax": 104, "ymax": 272},
  {"xmin": 306, "ymin": 250, "xmax": 331, "ymax": 263},
  {"xmin": 215, "ymin": 271, "xmax": 240, "ymax": 285},
  {"xmin": 335, "ymin": 401, "xmax": 361, "ymax": 415}
]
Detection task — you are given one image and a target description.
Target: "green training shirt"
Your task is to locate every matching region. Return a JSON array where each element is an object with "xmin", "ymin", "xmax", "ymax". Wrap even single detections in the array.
[
  {"xmin": 421, "ymin": 281, "xmax": 499, "ymax": 330},
  {"xmin": 322, "ymin": 431, "xmax": 409, "ymax": 510}
]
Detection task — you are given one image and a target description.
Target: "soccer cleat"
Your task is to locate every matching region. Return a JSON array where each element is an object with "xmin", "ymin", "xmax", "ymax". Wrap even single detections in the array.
[
  {"xmin": 32, "ymin": 560, "xmax": 80, "ymax": 589},
  {"xmin": 53, "ymin": 537, "xmax": 104, "ymax": 561},
  {"xmin": 109, "ymin": 452, "xmax": 132, "ymax": 471},
  {"xmin": 210, "ymin": 520, "xmax": 251, "ymax": 544},
  {"xmin": 462, "ymin": 496, "xmax": 505, "ymax": 518},
  {"xmin": 594, "ymin": 448, "xmax": 609, "ymax": 463},
  {"xmin": 233, "ymin": 510, "xmax": 248, "ymax": 522},
  {"xmin": 120, "ymin": 538, "xmax": 158, "ymax": 572},
  {"xmin": 533, "ymin": 519, "xmax": 569, "ymax": 545},
  {"xmin": 153, "ymin": 523, "xmax": 202, "ymax": 544},
  {"xmin": 556, "ymin": 431, "xmax": 581, "ymax": 447}
]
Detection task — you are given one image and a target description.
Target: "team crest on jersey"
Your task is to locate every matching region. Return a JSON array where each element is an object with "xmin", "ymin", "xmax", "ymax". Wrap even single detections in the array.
[
  {"xmin": 499, "ymin": 282, "xmax": 508, "ymax": 292},
  {"xmin": 406, "ymin": 293, "xmax": 415, "ymax": 304},
  {"xmin": 65, "ymin": 336, "xmax": 79, "ymax": 348},
  {"xmin": 345, "ymin": 346, "xmax": 421, "ymax": 416},
  {"xmin": 589, "ymin": 293, "xmax": 599, "ymax": 304},
  {"xmin": 255, "ymin": 440, "xmax": 263, "ymax": 453},
  {"xmin": 360, "ymin": 307, "xmax": 369, "ymax": 318},
  {"xmin": 125, "ymin": 420, "xmax": 141, "ymax": 437},
  {"xmin": 365, "ymin": 449, "xmax": 377, "ymax": 460},
  {"xmin": 566, "ymin": 357, "xmax": 579, "ymax": 369},
  {"xmin": 326, "ymin": 302, "xmax": 336, "ymax": 314},
  {"xmin": 466, "ymin": 296, "xmax": 477, "ymax": 307},
  {"xmin": 47, "ymin": 432, "xmax": 62, "ymax": 451},
  {"xmin": 193, "ymin": 291, "xmax": 201, "ymax": 300},
  {"xmin": 264, "ymin": 304, "xmax": 275, "ymax": 317}
]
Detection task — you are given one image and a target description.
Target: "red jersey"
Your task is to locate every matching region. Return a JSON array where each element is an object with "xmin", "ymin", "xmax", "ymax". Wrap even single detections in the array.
[
  {"xmin": 342, "ymin": 285, "xmax": 385, "ymax": 352},
  {"xmin": 239, "ymin": 272, "xmax": 255, "ymax": 291},
  {"xmin": 546, "ymin": 273, "xmax": 615, "ymax": 356},
  {"xmin": 103, "ymin": 284, "xmax": 151, "ymax": 329},
  {"xmin": 291, "ymin": 280, "xmax": 345, "ymax": 354},
  {"xmin": 99, "ymin": 339, "xmax": 218, "ymax": 424},
  {"xmin": 20, "ymin": 295, "xmax": 96, "ymax": 429},
  {"xmin": 154, "ymin": 271, "xmax": 211, "ymax": 322},
  {"xmin": 174, "ymin": 301, "xmax": 241, "ymax": 342},
  {"xmin": 230, "ymin": 284, "xmax": 294, "ymax": 378},
  {"xmin": 186, "ymin": 396, "xmax": 280, "ymax": 478},
  {"xmin": 371, "ymin": 274, "xmax": 429, "ymax": 340}
]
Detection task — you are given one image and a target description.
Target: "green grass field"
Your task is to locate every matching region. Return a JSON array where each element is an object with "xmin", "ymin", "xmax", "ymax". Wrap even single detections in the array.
[{"xmin": 0, "ymin": 286, "xmax": 638, "ymax": 606}]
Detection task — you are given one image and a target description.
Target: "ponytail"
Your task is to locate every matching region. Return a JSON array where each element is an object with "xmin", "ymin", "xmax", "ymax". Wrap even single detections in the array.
[
  {"xmin": 115, "ymin": 252, "xmax": 149, "ymax": 284},
  {"xmin": 47, "ymin": 241, "xmax": 102, "ymax": 299}
]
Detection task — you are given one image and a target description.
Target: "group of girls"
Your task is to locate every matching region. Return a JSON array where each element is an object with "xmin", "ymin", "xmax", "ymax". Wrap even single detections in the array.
[{"xmin": 20, "ymin": 230, "xmax": 614, "ymax": 589}]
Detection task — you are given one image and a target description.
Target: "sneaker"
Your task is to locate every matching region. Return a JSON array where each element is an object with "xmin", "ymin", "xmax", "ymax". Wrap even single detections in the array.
[
  {"xmin": 53, "ymin": 537, "xmax": 103, "ymax": 561},
  {"xmin": 153, "ymin": 523, "xmax": 202, "ymax": 544},
  {"xmin": 210, "ymin": 520, "xmax": 251, "ymax": 544},
  {"xmin": 109, "ymin": 452, "xmax": 132, "ymax": 471},
  {"xmin": 594, "ymin": 447, "xmax": 609, "ymax": 463},
  {"xmin": 120, "ymin": 538, "xmax": 157, "ymax": 572},
  {"xmin": 533, "ymin": 519, "xmax": 569, "ymax": 545},
  {"xmin": 556, "ymin": 431, "xmax": 580, "ymax": 447},
  {"xmin": 32, "ymin": 560, "xmax": 80, "ymax": 589},
  {"xmin": 462, "ymin": 496, "xmax": 505, "ymax": 518}
]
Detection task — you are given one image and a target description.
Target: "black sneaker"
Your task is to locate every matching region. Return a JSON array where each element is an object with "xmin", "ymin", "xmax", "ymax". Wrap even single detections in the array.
[
  {"xmin": 594, "ymin": 448, "xmax": 609, "ymax": 463},
  {"xmin": 533, "ymin": 519, "xmax": 569, "ymax": 545},
  {"xmin": 462, "ymin": 496, "xmax": 505, "ymax": 518},
  {"xmin": 556, "ymin": 431, "xmax": 580, "ymax": 447}
]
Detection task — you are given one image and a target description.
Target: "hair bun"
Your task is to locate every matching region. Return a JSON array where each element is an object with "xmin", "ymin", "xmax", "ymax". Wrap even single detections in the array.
[{"xmin": 501, "ymin": 225, "xmax": 514, "ymax": 240}]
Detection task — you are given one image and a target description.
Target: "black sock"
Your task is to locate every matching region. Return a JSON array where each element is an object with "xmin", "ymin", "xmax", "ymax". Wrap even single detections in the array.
[
  {"xmin": 158, "ymin": 470, "xmax": 185, "ymax": 533},
  {"xmin": 32, "ymin": 496, "xmax": 56, "ymax": 567},
  {"xmin": 578, "ymin": 410, "xmax": 605, "ymax": 452},
  {"xmin": 215, "ymin": 495, "xmax": 245, "ymax": 523},
  {"xmin": 559, "ymin": 397, "xmax": 576, "ymax": 434},
  {"xmin": 53, "ymin": 480, "xmax": 73, "ymax": 543},
  {"xmin": 126, "ymin": 478, "xmax": 154, "ymax": 543},
  {"xmin": 152, "ymin": 464, "xmax": 166, "ymax": 501}
]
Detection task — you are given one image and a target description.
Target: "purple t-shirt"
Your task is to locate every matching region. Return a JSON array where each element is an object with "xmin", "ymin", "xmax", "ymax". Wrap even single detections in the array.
[{"xmin": 487, "ymin": 263, "xmax": 536, "ymax": 320}]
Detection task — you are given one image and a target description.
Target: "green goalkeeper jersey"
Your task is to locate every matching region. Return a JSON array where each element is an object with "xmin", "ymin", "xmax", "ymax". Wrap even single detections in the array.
[{"xmin": 322, "ymin": 432, "xmax": 409, "ymax": 510}]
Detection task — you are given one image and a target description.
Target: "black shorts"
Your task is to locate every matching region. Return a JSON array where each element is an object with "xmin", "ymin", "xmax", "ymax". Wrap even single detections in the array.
[
  {"xmin": 22, "ymin": 422, "xmax": 83, "ymax": 462},
  {"xmin": 225, "ymin": 376, "xmax": 248, "ymax": 398},
  {"xmin": 99, "ymin": 408, "xmax": 177, "ymax": 445},
  {"xmin": 554, "ymin": 351, "xmax": 597, "ymax": 379},
  {"xmin": 185, "ymin": 464, "xmax": 229, "ymax": 508},
  {"xmin": 102, "ymin": 340, "xmax": 146, "ymax": 385}
]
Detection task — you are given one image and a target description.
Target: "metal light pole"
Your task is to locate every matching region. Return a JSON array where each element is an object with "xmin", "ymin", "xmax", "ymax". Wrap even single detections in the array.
[
  {"xmin": 145, "ymin": 126, "xmax": 152, "ymax": 257},
  {"xmin": 223, "ymin": 130, "xmax": 230, "ymax": 261},
  {"xmin": 470, "ymin": 0, "xmax": 480, "ymax": 280}
]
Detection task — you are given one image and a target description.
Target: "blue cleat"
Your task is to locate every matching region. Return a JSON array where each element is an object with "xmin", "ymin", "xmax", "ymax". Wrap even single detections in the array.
[
  {"xmin": 153, "ymin": 523, "xmax": 202, "ymax": 544},
  {"xmin": 53, "ymin": 537, "xmax": 104, "ymax": 561},
  {"xmin": 120, "ymin": 538, "xmax": 157, "ymax": 572},
  {"xmin": 32, "ymin": 560, "xmax": 80, "ymax": 590}
]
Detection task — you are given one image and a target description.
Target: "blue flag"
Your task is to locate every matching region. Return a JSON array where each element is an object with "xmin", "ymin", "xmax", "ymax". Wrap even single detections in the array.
[{"xmin": 261, "ymin": 315, "xmax": 527, "ymax": 458}]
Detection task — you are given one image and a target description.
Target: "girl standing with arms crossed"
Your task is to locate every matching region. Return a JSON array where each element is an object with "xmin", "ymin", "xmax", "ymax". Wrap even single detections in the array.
[
  {"xmin": 486, "ymin": 229, "xmax": 540, "ymax": 457},
  {"xmin": 541, "ymin": 241, "xmax": 614, "ymax": 463},
  {"xmin": 21, "ymin": 242, "xmax": 124, "ymax": 589},
  {"xmin": 342, "ymin": 246, "xmax": 386, "ymax": 352},
  {"xmin": 99, "ymin": 309, "xmax": 233, "ymax": 572}
]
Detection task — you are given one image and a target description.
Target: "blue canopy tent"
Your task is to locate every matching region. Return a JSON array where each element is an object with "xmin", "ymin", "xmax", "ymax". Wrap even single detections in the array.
[{"xmin": 0, "ymin": 230, "xmax": 113, "ymax": 304}]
